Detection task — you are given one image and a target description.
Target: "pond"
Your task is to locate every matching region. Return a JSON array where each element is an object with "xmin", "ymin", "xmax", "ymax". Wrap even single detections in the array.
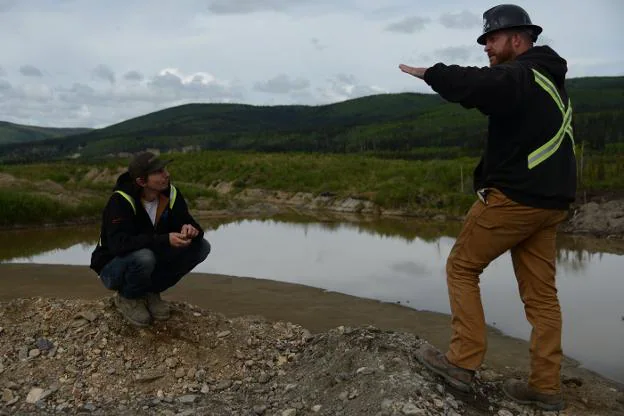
[{"xmin": 2, "ymin": 215, "xmax": 623, "ymax": 383}]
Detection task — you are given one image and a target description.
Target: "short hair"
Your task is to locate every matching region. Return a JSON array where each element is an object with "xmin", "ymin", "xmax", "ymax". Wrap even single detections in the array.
[{"xmin": 510, "ymin": 28, "xmax": 535, "ymax": 44}]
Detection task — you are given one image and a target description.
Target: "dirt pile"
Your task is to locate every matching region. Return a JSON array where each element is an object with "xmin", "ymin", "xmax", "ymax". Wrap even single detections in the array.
[{"xmin": 1, "ymin": 297, "xmax": 623, "ymax": 415}]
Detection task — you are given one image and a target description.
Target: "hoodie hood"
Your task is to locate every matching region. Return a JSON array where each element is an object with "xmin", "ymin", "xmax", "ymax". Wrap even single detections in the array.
[{"xmin": 517, "ymin": 45, "xmax": 568, "ymax": 87}]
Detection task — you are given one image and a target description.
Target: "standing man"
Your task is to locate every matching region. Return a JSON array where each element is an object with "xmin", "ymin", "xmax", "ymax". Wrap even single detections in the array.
[
  {"xmin": 90, "ymin": 152, "xmax": 211, "ymax": 327},
  {"xmin": 399, "ymin": 4, "xmax": 575, "ymax": 411}
]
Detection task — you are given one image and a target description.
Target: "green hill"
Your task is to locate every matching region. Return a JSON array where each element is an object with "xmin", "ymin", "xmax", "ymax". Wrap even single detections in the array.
[
  {"xmin": 0, "ymin": 121, "xmax": 91, "ymax": 146},
  {"xmin": 1, "ymin": 76, "xmax": 622, "ymax": 163}
]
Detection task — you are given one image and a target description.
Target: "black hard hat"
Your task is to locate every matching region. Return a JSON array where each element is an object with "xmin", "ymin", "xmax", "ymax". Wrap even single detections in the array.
[{"xmin": 477, "ymin": 4, "xmax": 542, "ymax": 45}]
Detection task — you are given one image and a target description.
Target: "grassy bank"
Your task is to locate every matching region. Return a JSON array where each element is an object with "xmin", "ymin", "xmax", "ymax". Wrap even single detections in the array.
[{"xmin": 0, "ymin": 150, "xmax": 622, "ymax": 226}]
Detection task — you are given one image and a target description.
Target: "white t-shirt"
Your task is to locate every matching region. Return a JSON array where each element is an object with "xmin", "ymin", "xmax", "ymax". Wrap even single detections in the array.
[{"xmin": 142, "ymin": 199, "xmax": 158, "ymax": 225}]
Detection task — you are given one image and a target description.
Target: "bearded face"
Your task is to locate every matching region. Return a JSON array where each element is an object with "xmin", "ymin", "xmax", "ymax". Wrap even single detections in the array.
[{"xmin": 484, "ymin": 31, "xmax": 518, "ymax": 66}]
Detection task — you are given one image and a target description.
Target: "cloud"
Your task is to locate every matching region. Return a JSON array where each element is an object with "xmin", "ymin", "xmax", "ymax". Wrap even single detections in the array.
[
  {"xmin": 319, "ymin": 74, "xmax": 387, "ymax": 103},
  {"xmin": 385, "ymin": 16, "xmax": 431, "ymax": 34},
  {"xmin": 19, "ymin": 65, "xmax": 43, "ymax": 77},
  {"xmin": 207, "ymin": 0, "xmax": 312, "ymax": 15},
  {"xmin": 123, "ymin": 70, "xmax": 144, "ymax": 82},
  {"xmin": 92, "ymin": 64, "xmax": 116, "ymax": 84},
  {"xmin": 254, "ymin": 74, "xmax": 310, "ymax": 94},
  {"xmin": 0, "ymin": 66, "xmax": 6, "ymax": 77},
  {"xmin": 0, "ymin": 0, "xmax": 16, "ymax": 13},
  {"xmin": 0, "ymin": 68, "xmax": 246, "ymax": 128},
  {"xmin": 311, "ymin": 37, "xmax": 327, "ymax": 51},
  {"xmin": 146, "ymin": 68, "xmax": 245, "ymax": 102},
  {"xmin": 0, "ymin": 79, "xmax": 11, "ymax": 93},
  {"xmin": 429, "ymin": 45, "xmax": 482, "ymax": 63},
  {"xmin": 536, "ymin": 35, "xmax": 555, "ymax": 46},
  {"xmin": 438, "ymin": 10, "xmax": 481, "ymax": 29}
]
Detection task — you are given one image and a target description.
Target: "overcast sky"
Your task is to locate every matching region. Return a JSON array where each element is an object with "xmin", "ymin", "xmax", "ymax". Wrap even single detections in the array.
[{"xmin": 1, "ymin": 0, "xmax": 622, "ymax": 128}]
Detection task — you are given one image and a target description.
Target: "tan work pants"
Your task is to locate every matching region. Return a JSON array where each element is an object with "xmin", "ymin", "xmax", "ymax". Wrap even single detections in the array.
[{"xmin": 445, "ymin": 188, "xmax": 568, "ymax": 394}]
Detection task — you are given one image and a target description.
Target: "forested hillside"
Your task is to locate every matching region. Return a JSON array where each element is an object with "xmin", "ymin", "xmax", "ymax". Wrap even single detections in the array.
[{"xmin": 0, "ymin": 76, "xmax": 622, "ymax": 163}]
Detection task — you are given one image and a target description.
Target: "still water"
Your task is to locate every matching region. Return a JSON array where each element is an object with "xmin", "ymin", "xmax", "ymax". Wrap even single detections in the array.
[{"xmin": 2, "ymin": 215, "xmax": 623, "ymax": 383}]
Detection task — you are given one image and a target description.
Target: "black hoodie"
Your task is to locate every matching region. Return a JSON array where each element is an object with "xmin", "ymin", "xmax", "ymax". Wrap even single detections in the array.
[
  {"xmin": 424, "ymin": 45, "xmax": 577, "ymax": 210},
  {"xmin": 89, "ymin": 172, "xmax": 204, "ymax": 274}
]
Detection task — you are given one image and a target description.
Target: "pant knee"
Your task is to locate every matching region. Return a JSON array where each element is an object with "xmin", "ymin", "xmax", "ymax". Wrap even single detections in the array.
[
  {"xmin": 130, "ymin": 249, "xmax": 157, "ymax": 274},
  {"xmin": 197, "ymin": 239, "xmax": 211, "ymax": 262}
]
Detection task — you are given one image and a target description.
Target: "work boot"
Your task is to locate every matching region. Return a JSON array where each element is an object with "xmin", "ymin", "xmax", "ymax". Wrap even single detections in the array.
[
  {"xmin": 503, "ymin": 379, "xmax": 565, "ymax": 411},
  {"xmin": 114, "ymin": 294, "xmax": 151, "ymax": 327},
  {"xmin": 145, "ymin": 292, "xmax": 171, "ymax": 321},
  {"xmin": 416, "ymin": 344, "xmax": 474, "ymax": 392}
]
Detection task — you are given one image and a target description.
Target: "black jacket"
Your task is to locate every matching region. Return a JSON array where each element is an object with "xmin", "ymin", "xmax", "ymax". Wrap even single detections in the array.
[
  {"xmin": 90, "ymin": 172, "xmax": 204, "ymax": 274},
  {"xmin": 424, "ymin": 45, "xmax": 577, "ymax": 209}
]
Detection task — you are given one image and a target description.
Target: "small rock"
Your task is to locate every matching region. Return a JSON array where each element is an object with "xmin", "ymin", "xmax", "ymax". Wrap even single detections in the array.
[
  {"xmin": 356, "ymin": 366, "xmax": 374, "ymax": 375},
  {"xmin": 83, "ymin": 403, "xmax": 97, "ymax": 412},
  {"xmin": 35, "ymin": 338, "xmax": 54, "ymax": 352},
  {"xmin": 175, "ymin": 368, "xmax": 186, "ymax": 378},
  {"xmin": 28, "ymin": 349, "xmax": 41, "ymax": 358},
  {"xmin": 18, "ymin": 346, "xmax": 28, "ymax": 360},
  {"xmin": 177, "ymin": 395, "xmax": 197, "ymax": 404},
  {"xmin": 165, "ymin": 357, "xmax": 178, "ymax": 368},
  {"xmin": 381, "ymin": 399, "xmax": 394, "ymax": 410},
  {"xmin": 26, "ymin": 387, "xmax": 45, "ymax": 404},
  {"xmin": 0, "ymin": 327, "xmax": 3, "ymax": 334},
  {"xmin": 339, "ymin": 391, "xmax": 349, "ymax": 401},
  {"xmin": 433, "ymin": 398, "xmax": 444, "ymax": 408},
  {"xmin": 498, "ymin": 410, "xmax": 513, "ymax": 416},
  {"xmin": 76, "ymin": 311, "xmax": 97, "ymax": 322},
  {"xmin": 193, "ymin": 312, "xmax": 202, "ymax": 317},
  {"xmin": 402, "ymin": 402, "xmax": 425, "ymax": 415},
  {"xmin": 480, "ymin": 369, "xmax": 502, "ymax": 382},
  {"xmin": 214, "ymin": 380, "xmax": 232, "ymax": 391},
  {"xmin": 285, "ymin": 383, "xmax": 298, "ymax": 392},
  {"xmin": 71, "ymin": 318, "xmax": 89, "ymax": 328},
  {"xmin": 200, "ymin": 384, "xmax": 210, "ymax": 394},
  {"xmin": 311, "ymin": 404, "xmax": 322, "ymax": 413},
  {"xmin": 2, "ymin": 389, "xmax": 14, "ymax": 403},
  {"xmin": 348, "ymin": 389, "xmax": 359, "ymax": 399},
  {"xmin": 253, "ymin": 404, "xmax": 267, "ymax": 414},
  {"xmin": 282, "ymin": 409, "xmax": 297, "ymax": 416},
  {"xmin": 217, "ymin": 330, "xmax": 231, "ymax": 338},
  {"xmin": 135, "ymin": 370, "xmax": 165, "ymax": 382}
]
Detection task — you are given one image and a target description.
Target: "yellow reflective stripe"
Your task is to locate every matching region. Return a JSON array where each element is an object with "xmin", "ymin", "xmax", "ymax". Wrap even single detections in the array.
[
  {"xmin": 532, "ymin": 69, "xmax": 564, "ymax": 113},
  {"xmin": 528, "ymin": 104, "xmax": 573, "ymax": 169},
  {"xmin": 169, "ymin": 185, "xmax": 177, "ymax": 209},
  {"xmin": 528, "ymin": 69, "xmax": 575, "ymax": 169},
  {"xmin": 114, "ymin": 190, "xmax": 136, "ymax": 214}
]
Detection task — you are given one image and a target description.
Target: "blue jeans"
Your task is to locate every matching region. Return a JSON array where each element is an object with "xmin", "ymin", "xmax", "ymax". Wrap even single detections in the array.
[{"xmin": 99, "ymin": 238, "xmax": 211, "ymax": 299}]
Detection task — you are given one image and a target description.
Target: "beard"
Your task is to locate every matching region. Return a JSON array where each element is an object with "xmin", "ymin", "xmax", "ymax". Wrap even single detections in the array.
[{"xmin": 489, "ymin": 38, "xmax": 516, "ymax": 66}]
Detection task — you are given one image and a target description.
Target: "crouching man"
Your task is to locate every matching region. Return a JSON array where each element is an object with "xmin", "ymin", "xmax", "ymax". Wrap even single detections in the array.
[{"xmin": 90, "ymin": 152, "xmax": 211, "ymax": 327}]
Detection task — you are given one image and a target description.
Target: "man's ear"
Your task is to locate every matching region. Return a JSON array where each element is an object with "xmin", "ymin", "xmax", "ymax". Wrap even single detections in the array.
[{"xmin": 135, "ymin": 176, "xmax": 147, "ymax": 188}]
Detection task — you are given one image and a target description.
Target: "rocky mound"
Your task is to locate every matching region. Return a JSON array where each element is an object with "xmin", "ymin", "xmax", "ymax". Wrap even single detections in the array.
[{"xmin": 0, "ymin": 297, "xmax": 622, "ymax": 415}]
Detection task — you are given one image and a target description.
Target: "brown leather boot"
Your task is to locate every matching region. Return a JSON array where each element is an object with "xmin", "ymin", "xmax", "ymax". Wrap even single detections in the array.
[
  {"xmin": 417, "ymin": 344, "xmax": 474, "ymax": 392},
  {"xmin": 503, "ymin": 379, "xmax": 565, "ymax": 411}
]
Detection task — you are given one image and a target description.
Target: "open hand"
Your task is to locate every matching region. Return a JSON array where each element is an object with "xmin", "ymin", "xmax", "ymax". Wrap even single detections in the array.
[{"xmin": 399, "ymin": 64, "xmax": 427, "ymax": 79}]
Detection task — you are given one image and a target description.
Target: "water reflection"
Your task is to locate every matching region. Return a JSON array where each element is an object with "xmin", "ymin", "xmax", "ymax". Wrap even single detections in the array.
[{"xmin": 1, "ymin": 215, "xmax": 623, "ymax": 383}]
